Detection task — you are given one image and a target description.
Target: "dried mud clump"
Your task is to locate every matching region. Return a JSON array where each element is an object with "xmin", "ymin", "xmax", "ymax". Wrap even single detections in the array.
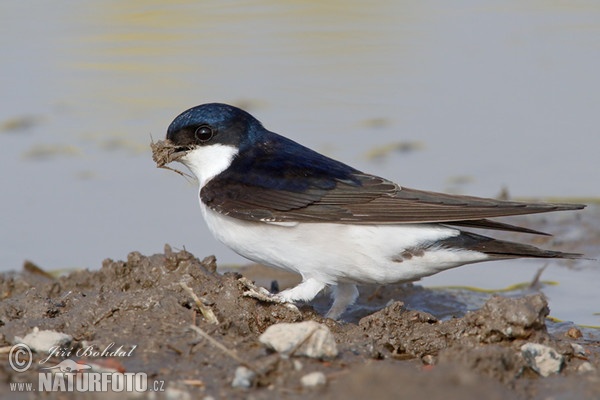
[
  {"xmin": 150, "ymin": 139, "xmax": 180, "ymax": 167},
  {"xmin": 464, "ymin": 295, "xmax": 550, "ymax": 343},
  {"xmin": 0, "ymin": 246, "xmax": 309, "ymax": 390},
  {"xmin": 0, "ymin": 247, "xmax": 598, "ymax": 399},
  {"xmin": 150, "ymin": 139, "xmax": 190, "ymax": 177},
  {"xmin": 355, "ymin": 293, "xmax": 589, "ymax": 385},
  {"xmin": 358, "ymin": 295, "xmax": 561, "ymax": 360}
]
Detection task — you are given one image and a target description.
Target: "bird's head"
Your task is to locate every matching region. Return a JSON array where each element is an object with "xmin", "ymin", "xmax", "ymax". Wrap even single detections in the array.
[{"xmin": 165, "ymin": 103, "xmax": 264, "ymax": 186}]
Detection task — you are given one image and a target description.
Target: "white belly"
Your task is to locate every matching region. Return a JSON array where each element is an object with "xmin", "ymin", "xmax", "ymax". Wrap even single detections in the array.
[{"xmin": 200, "ymin": 202, "xmax": 488, "ymax": 285}]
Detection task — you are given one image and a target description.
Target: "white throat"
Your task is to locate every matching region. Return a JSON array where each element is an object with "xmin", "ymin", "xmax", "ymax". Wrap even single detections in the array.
[{"xmin": 178, "ymin": 144, "xmax": 239, "ymax": 188}]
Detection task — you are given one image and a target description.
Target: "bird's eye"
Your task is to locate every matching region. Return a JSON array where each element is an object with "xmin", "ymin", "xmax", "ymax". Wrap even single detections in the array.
[{"xmin": 194, "ymin": 125, "xmax": 214, "ymax": 142}]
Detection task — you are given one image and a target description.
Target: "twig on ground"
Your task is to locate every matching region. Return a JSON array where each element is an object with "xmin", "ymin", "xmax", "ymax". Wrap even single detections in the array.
[{"xmin": 180, "ymin": 281, "xmax": 219, "ymax": 325}]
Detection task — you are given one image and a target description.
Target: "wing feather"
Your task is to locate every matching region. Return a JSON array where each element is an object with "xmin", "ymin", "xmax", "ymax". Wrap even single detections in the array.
[{"xmin": 201, "ymin": 171, "xmax": 585, "ymax": 233}]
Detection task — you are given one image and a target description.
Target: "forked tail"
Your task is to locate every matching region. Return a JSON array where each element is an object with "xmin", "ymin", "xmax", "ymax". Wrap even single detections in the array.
[{"xmin": 435, "ymin": 231, "xmax": 583, "ymax": 260}]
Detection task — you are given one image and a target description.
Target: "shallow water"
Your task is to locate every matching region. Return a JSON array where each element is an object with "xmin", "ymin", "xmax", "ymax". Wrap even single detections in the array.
[{"xmin": 1, "ymin": 1, "xmax": 599, "ymax": 325}]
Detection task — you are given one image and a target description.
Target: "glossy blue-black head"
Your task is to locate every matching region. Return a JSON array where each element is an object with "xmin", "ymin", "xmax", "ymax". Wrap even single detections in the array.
[
  {"xmin": 166, "ymin": 103, "xmax": 265, "ymax": 150},
  {"xmin": 166, "ymin": 102, "xmax": 362, "ymax": 192}
]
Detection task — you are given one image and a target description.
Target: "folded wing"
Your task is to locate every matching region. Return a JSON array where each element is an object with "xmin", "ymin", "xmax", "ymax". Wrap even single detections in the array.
[{"xmin": 201, "ymin": 171, "xmax": 585, "ymax": 234}]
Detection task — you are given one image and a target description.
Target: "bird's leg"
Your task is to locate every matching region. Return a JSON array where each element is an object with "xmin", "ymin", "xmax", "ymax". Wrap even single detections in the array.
[
  {"xmin": 325, "ymin": 283, "xmax": 359, "ymax": 320},
  {"xmin": 274, "ymin": 278, "xmax": 326, "ymax": 303}
]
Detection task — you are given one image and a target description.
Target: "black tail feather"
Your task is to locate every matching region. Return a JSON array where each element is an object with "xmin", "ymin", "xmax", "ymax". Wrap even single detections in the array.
[
  {"xmin": 435, "ymin": 231, "xmax": 583, "ymax": 260},
  {"xmin": 449, "ymin": 219, "xmax": 551, "ymax": 236}
]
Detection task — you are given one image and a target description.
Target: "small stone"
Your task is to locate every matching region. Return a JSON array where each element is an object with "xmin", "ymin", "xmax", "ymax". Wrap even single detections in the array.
[
  {"xmin": 259, "ymin": 321, "xmax": 338, "ymax": 359},
  {"xmin": 521, "ymin": 343, "xmax": 564, "ymax": 377},
  {"xmin": 422, "ymin": 354, "xmax": 436, "ymax": 365},
  {"xmin": 161, "ymin": 384, "xmax": 192, "ymax": 400},
  {"xmin": 293, "ymin": 360, "xmax": 304, "ymax": 371},
  {"xmin": 200, "ymin": 255, "xmax": 217, "ymax": 273},
  {"xmin": 577, "ymin": 362, "xmax": 596, "ymax": 374},
  {"xmin": 14, "ymin": 327, "xmax": 72, "ymax": 354},
  {"xmin": 300, "ymin": 371, "xmax": 327, "ymax": 388},
  {"xmin": 570, "ymin": 343, "xmax": 586, "ymax": 356},
  {"xmin": 566, "ymin": 327, "xmax": 583, "ymax": 339},
  {"xmin": 231, "ymin": 366, "xmax": 256, "ymax": 388}
]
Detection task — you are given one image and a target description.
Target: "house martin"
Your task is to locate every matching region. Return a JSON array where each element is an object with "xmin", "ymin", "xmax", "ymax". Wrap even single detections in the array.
[{"xmin": 159, "ymin": 103, "xmax": 585, "ymax": 319}]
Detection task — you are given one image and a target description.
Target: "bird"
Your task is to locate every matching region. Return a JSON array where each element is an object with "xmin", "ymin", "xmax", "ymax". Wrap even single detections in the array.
[{"xmin": 161, "ymin": 102, "xmax": 585, "ymax": 319}]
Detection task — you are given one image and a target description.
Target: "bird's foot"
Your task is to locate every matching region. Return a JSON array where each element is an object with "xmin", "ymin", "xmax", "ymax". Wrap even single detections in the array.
[{"xmin": 239, "ymin": 277, "xmax": 300, "ymax": 313}]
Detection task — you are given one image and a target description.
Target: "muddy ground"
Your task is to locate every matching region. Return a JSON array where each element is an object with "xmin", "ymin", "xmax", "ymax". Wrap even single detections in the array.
[{"xmin": 1, "ymin": 210, "xmax": 599, "ymax": 399}]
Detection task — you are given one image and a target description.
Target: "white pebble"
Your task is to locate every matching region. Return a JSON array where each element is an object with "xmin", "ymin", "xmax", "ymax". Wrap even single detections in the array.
[
  {"xmin": 231, "ymin": 366, "xmax": 256, "ymax": 388},
  {"xmin": 14, "ymin": 327, "xmax": 72, "ymax": 354},
  {"xmin": 259, "ymin": 321, "xmax": 337, "ymax": 359},
  {"xmin": 577, "ymin": 362, "xmax": 596, "ymax": 374},
  {"xmin": 293, "ymin": 359, "xmax": 304, "ymax": 371},
  {"xmin": 521, "ymin": 343, "xmax": 564, "ymax": 377},
  {"xmin": 300, "ymin": 371, "xmax": 327, "ymax": 388},
  {"xmin": 570, "ymin": 343, "xmax": 586, "ymax": 356}
]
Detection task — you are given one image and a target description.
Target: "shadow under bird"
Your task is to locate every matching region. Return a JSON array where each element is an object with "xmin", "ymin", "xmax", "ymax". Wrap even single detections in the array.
[{"xmin": 159, "ymin": 103, "xmax": 585, "ymax": 319}]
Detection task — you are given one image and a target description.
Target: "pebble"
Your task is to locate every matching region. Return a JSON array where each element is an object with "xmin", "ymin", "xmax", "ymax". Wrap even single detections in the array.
[
  {"xmin": 577, "ymin": 362, "xmax": 596, "ymax": 374},
  {"xmin": 566, "ymin": 327, "xmax": 583, "ymax": 339},
  {"xmin": 300, "ymin": 371, "xmax": 327, "ymax": 388},
  {"xmin": 14, "ymin": 327, "xmax": 72, "ymax": 354},
  {"xmin": 163, "ymin": 386, "xmax": 192, "ymax": 400},
  {"xmin": 259, "ymin": 321, "xmax": 338, "ymax": 359},
  {"xmin": 231, "ymin": 366, "xmax": 256, "ymax": 388},
  {"xmin": 520, "ymin": 343, "xmax": 564, "ymax": 377},
  {"xmin": 570, "ymin": 343, "xmax": 586, "ymax": 356},
  {"xmin": 293, "ymin": 360, "xmax": 304, "ymax": 371},
  {"xmin": 422, "ymin": 354, "xmax": 436, "ymax": 365}
]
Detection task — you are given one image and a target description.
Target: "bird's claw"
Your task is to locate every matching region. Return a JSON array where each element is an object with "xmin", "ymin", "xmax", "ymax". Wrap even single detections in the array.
[{"xmin": 239, "ymin": 277, "xmax": 300, "ymax": 313}]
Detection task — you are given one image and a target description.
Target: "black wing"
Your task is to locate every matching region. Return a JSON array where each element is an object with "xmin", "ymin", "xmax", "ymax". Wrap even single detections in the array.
[
  {"xmin": 201, "ymin": 171, "xmax": 585, "ymax": 234},
  {"xmin": 200, "ymin": 131, "xmax": 585, "ymax": 234}
]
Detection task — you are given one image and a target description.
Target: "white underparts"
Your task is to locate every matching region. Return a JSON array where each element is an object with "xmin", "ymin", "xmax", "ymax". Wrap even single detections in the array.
[
  {"xmin": 179, "ymin": 147, "xmax": 490, "ymax": 319},
  {"xmin": 198, "ymin": 205, "xmax": 489, "ymax": 318}
]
